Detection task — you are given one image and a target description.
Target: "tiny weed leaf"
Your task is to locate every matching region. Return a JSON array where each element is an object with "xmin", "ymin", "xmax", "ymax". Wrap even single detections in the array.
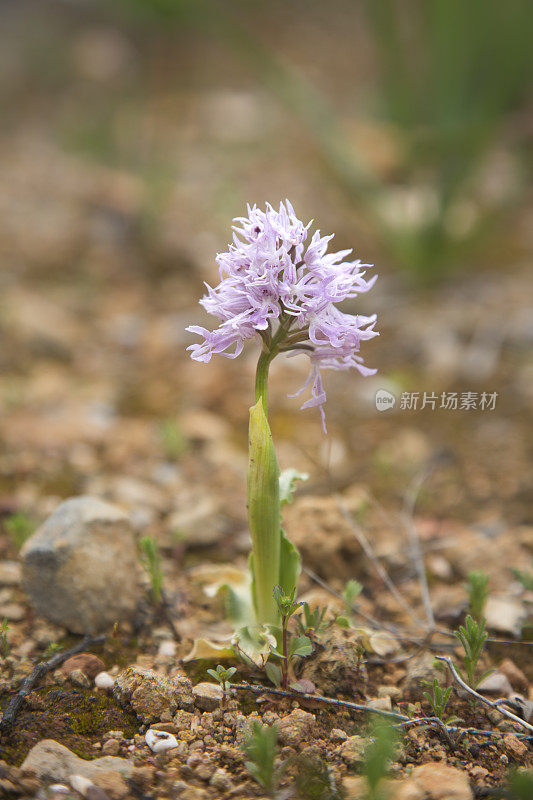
[
  {"xmin": 265, "ymin": 661, "xmax": 282, "ymax": 687},
  {"xmin": 139, "ymin": 535, "xmax": 163, "ymax": 604},
  {"xmin": 242, "ymin": 722, "xmax": 283, "ymax": 797},
  {"xmin": 343, "ymin": 579, "xmax": 363, "ymax": 607},
  {"xmin": 466, "ymin": 570, "xmax": 489, "ymax": 622}
]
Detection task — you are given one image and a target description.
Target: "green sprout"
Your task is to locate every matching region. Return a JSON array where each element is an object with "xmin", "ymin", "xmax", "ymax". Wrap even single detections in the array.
[
  {"xmin": 293, "ymin": 753, "xmax": 344, "ymax": 800},
  {"xmin": 43, "ymin": 641, "xmax": 63, "ymax": 660},
  {"xmin": 422, "ymin": 678, "xmax": 460, "ymax": 724},
  {"xmin": 267, "ymin": 587, "xmax": 312, "ymax": 690},
  {"xmin": 159, "ymin": 418, "xmax": 186, "ymax": 460},
  {"xmin": 139, "ymin": 535, "xmax": 163, "ymax": 605},
  {"xmin": 0, "ymin": 618, "xmax": 10, "ymax": 658},
  {"xmin": 466, "ymin": 570, "xmax": 489, "ymax": 622},
  {"xmin": 363, "ymin": 717, "xmax": 399, "ymax": 800},
  {"xmin": 512, "ymin": 565, "xmax": 533, "ymax": 592},
  {"xmin": 453, "ymin": 614, "xmax": 491, "ymax": 690},
  {"xmin": 337, "ymin": 578, "xmax": 363, "ymax": 627},
  {"xmin": 241, "ymin": 722, "xmax": 285, "ymax": 798},
  {"xmin": 5, "ymin": 512, "xmax": 34, "ymax": 550},
  {"xmin": 296, "ymin": 602, "xmax": 329, "ymax": 642},
  {"xmin": 206, "ymin": 664, "xmax": 237, "ymax": 707}
]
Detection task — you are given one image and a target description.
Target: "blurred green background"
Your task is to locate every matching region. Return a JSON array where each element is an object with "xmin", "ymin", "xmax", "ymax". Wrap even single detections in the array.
[{"xmin": 2, "ymin": 0, "xmax": 531, "ymax": 284}]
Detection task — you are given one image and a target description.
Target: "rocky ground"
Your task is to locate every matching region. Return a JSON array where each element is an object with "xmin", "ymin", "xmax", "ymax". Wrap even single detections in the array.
[{"xmin": 0, "ymin": 3, "xmax": 532, "ymax": 798}]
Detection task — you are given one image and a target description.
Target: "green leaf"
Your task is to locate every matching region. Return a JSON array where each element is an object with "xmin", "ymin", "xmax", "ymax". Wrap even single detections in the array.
[
  {"xmin": 248, "ymin": 400, "xmax": 281, "ymax": 626},
  {"xmin": 232, "ymin": 625, "xmax": 277, "ymax": 668},
  {"xmin": 278, "ymin": 528, "xmax": 301, "ymax": 598},
  {"xmin": 289, "ymin": 635, "xmax": 312, "ymax": 657},
  {"xmin": 343, "ymin": 579, "xmax": 363, "ymax": 606},
  {"xmin": 336, "ymin": 615, "xmax": 351, "ymax": 628},
  {"xmin": 265, "ymin": 661, "xmax": 282, "ymax": 687},
  {"xmin": 198, "ymin": 564, "xmax": 255, "ymax": 628},
  {"xmin": 223, "ymin": 582, "xmax": 255, "ymax": 628},
  {"xmin": 279, "ymin": 468, "xmax": 309, "ymax": 507}
]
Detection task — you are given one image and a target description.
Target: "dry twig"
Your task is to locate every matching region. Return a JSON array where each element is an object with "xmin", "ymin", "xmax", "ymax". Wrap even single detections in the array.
[
  {"xmin": 435, "ymin": 655, "xmax": 533, "ymax": 735},
  {"xmin": 230, "ymin": 681, "xmax": 532, "ymax": 744},
  {"xmin": 402, "ymin": 468, "xmax": 435, "ymax": 633}
]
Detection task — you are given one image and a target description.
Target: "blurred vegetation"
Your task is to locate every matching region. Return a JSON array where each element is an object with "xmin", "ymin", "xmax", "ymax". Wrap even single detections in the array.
[
  {"xmin": 4, "ymin": 512, "xmax": 34, "ymax": 551},
  {"xmin": 109, "ymin": 0, "xmax": 531, "ymax": 283}
]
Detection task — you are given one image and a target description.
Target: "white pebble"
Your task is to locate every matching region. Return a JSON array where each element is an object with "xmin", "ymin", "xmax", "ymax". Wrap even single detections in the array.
[
  {"xmin": 49, "ymin": 786, "xmax": 71, "ymax": 796},
  {"xmin": 157, "ymin": 639, "xmax": 177, "ymax": 658},
  {"xmin": 95, "ymin": 670, "xmax": 115, "ymax": 690},
  {"xmin": 69, "ymin": 774, "xmax": 94, "ymax": 796},
  {"xmin": 145, "ymin": 729, "xmax": 179, "ymax": 753}
]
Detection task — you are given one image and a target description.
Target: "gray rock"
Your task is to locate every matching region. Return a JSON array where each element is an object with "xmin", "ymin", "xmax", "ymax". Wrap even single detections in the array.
[
  {"xmin": 485, "ymin": 596, "xmax": 526, "ymax": 637},
  {"xmin": 20, "ymin": 496, "xmax": 140, "ymax": 634},
  {"xmin": 114, "ymin": 666, "xmax": 194, "ymax": 723},
  {"xmin": 21, "ymin": 739, "xmax": 133, "ymax": 783},
  {"xmin": 477, "ymin": 671, "xmax": 513, "ymax": 696}
]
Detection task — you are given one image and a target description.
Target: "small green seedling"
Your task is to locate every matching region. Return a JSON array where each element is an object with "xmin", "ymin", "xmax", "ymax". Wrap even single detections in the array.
[
  {"xmin": 206, "ymin": 664, "xmax": 237, "ymax": 707},
  {"xmin": 139, "ymin": 535, "xmax": 163, "ymax": 605},
  {"xmin": 241, "ymin": 722, "xmax": 285, "ymax": 798},
  {"xmin": 296, "ymin": 602, "xmax": 329, "ymax": 642},
  {"xmin": 343, "ymin": 579, "xmax": 363, "ymax": 606},
  {"xmin": 363, "ymin": 717, "xmax": 399, "ymax": 800},
  {"xmin": 453, "ymin": 614, "xmax": 491, "ymax": 690},
  {"xmin": 512, "ymin": 565, "xmax": 533, "ymax": 592},
  {"xmin": 336, "ymin": 579, "xmax": 363, "ymax": 627},
  {"xmin": 422, "ymin": 678, "xmax": 460, "ymax": 724},
  {"xmin": 267, "ymin": 587, "xmax": 312, "ymax": 690},
  {"xmin": 159, "ymin": 418, "xmax": 186, "ymax": 460},
  {"xmin": 466, "ymin": 570, "xmax": 489, "ymax": 622},
  {"xmin": 43, "ymin": 641, "xmax": 63, "ymax": 659},
  {"xmin": 293, "ymin": 753, "xmax": 344, "ymax": 800},
  {"xmin": 5, "ymin": 512, "xmax": 34, "ymax": 550},
  {"xmin": 0, "ymin": 618, "xmax": 10, "ymax": 658}
]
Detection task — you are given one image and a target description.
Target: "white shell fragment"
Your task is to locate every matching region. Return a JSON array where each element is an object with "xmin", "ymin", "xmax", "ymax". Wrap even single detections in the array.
[
  {"xmin": 145, "ymin": 729, "xmax": 180, "ymax": 753},
  {"xmin": 94, "ymin": 670, "xmax": 116, "ymax": 690}
]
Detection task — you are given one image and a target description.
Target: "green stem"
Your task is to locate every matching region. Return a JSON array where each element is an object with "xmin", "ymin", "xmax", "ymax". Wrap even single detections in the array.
[
  {"xmin": 254, "ymin": 350, "xmax": 272, "ymax": 412},
  {"xmin": 248, "ymin": 317, "xmax": 298, "ymax": 627},
  {"xmin": 281, "ymin": 617, "xmax": 289, "ymax": 689}
]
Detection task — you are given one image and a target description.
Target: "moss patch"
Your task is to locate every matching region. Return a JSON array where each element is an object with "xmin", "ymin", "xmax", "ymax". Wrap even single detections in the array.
[{"xmin": 0, "ymin": 685, "xmax": 139, "ymax": 765}]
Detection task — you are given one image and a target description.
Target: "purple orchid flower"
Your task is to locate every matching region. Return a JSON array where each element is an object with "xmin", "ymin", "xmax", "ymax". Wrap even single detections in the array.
[{"xmin": 186, "ymin": 200, "xmax": 378, "ymax": 431}]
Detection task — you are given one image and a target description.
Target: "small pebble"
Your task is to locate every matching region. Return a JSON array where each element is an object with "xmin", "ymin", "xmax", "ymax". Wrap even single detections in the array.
[
  {"xmin": 49, "ymin": 786, "xmax": 71, "ymax": 796},
  {"xmin": 145, "ymin": 729, "xmax": 179, "ymax": 753},
  {"xmin": 158, "ymin": 640, "xmax": 176, "ymax": 658},
  {"xmin": 101, "ymin": 738, "xmax": 120, "ymax": 756},
  {"xmin": 69, "ymin": 668, "xmax": 91, "ymax": 688},
  {"xmin": 95, "ymin": 671, "xmax": 115, "ymax": 690},
  {"xmin": 330, "ymin": 729, "xmax": 348, "ymax": 741}
]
